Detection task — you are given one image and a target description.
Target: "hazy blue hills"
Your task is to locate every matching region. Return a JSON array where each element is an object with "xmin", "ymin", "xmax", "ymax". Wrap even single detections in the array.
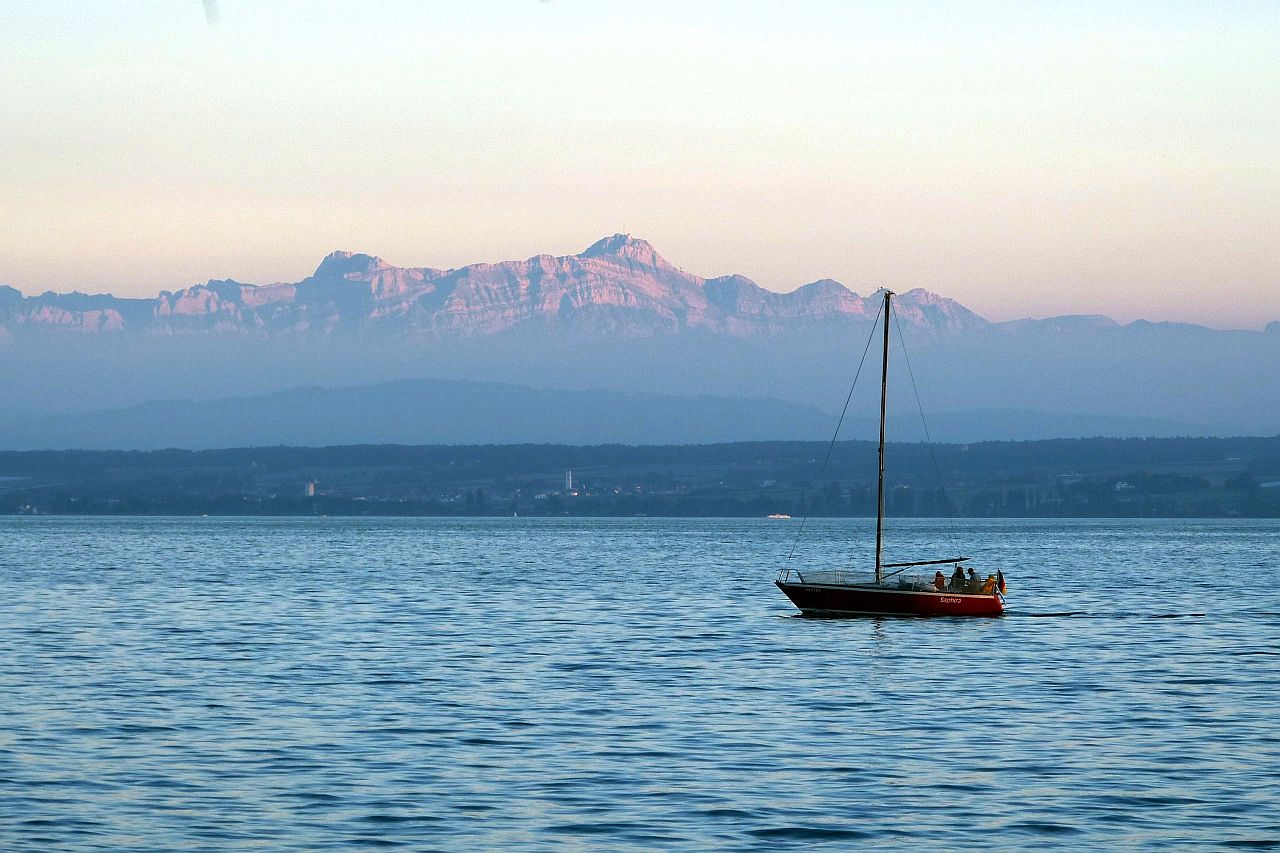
[
  {"xmin": 0, "ymin": 378, "xmax": 1251, "ymax": 451},
  {"xmin": 0, "ymin": 380, "xmax": 836, "ymax": 450}
]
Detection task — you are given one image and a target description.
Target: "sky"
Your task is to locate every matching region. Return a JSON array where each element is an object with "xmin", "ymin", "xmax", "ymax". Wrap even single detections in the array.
[{"xmin": 1, "ymin": 1, "xmax": 1277, "ymax": 328}]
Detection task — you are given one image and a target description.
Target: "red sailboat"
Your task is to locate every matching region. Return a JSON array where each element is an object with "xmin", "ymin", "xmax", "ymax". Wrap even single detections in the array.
[{"xmin": 775, "ymin": 290, "xmax": 1006, "ymax": 617}]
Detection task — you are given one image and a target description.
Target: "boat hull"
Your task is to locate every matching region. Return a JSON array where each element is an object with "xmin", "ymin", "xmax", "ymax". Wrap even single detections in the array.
[{"xmin": 776, "ymin": 580, "xmax": 1004, "ymax": 617}]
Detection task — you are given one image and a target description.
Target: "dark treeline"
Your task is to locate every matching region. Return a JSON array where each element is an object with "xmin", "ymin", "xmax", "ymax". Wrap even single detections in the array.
[
  {"xmin": 4, "ymin": 434, "xmax": 1280, "ymax": 475},
  {"xmin": 2, "ymin": 435, "xmax": 1279, "ymax": 518}
]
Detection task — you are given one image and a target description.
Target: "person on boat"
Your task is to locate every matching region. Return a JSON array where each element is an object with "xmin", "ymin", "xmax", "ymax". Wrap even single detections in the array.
[
  {"xmin": 933, "ymin": 571, "xmax": 947, "ymax": 591},
  {"xmin": 966, "ymin": 567, "xmax": 979, "ymax": 591},
  {"xmin": 949, "ymin": 565, "xmax": 965, "ymax": 590},
  {"xmin": 981, "ymin": 574, "xmax": 998, "ymax": 594}
]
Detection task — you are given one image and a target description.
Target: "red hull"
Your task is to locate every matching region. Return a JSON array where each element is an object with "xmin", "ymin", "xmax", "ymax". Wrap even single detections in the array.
[{"xmin": 776, "ymin": 580, "xmax": 1004, "ymax": 617}]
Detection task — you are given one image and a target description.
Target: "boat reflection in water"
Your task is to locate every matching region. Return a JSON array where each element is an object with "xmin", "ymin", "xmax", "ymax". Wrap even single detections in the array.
[{"xmin": 774, "ymin": 290, "xmax": 1007, "ymax": 618}]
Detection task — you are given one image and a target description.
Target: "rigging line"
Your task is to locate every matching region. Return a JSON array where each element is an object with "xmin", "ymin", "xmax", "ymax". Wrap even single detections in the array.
[
  {"xmin": 891, "ymin": 306, "xmax": 959, "ymax": 550},
  {"xmin": 785, "ymin": 299, "xmax": 885, "ymax": 564}
]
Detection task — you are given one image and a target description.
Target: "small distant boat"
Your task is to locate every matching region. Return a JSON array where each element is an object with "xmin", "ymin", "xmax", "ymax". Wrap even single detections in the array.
[
  {"xmin": 775, "ymin": 290, "xmax": 1006, "ymax": 617},
  {"xmin": 766, "ymin": 513, "xmax": 792, "ymax": 520}
]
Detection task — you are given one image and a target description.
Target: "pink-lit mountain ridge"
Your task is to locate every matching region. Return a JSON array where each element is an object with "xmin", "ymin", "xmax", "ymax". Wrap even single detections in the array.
[
  {"xmin": 3, "ymin": 235, "xmax": 1279, "ymax": 443},
  {"xmin": 0, "ymin": 235, "xmax": 984, "ymax": 339}
]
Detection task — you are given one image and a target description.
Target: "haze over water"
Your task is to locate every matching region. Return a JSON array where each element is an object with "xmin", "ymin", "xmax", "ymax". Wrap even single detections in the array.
[{"xmin": 2, "ymin": 516, "xmax": 1277, "ymax": 850}]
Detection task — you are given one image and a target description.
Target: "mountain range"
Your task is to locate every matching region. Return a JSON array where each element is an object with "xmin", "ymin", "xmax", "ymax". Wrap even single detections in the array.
[
  {"xmin": 0, "ymin": 234, "xmax": 983, "ymax": 340},
  {"xmin": 1, "ymin": 235, "xmax": 1277, "ymax": 448}
]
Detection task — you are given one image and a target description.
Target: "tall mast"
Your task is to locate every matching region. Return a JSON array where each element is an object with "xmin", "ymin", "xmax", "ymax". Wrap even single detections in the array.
[{"xmin": 875, "ymin": 290, "xmax": 893, "ymax": 584}]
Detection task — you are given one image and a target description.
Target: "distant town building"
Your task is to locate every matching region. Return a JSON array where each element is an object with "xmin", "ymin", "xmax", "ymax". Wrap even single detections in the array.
[
  {"xmin": 565, "ymin": 470, "xmax": 573, "ymax": 492},
  {"xmin": 305, "ymin": 481, "xmax": 317, "ymax": 497}
]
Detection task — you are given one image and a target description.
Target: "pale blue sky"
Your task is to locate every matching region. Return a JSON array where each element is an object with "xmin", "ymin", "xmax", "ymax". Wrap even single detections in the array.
[{"xmin": 1, "ymin": 1, "xmax": 1277, "ymax": 326}]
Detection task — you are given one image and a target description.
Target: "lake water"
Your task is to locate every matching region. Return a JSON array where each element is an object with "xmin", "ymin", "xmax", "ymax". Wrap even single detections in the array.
[{"xmin": 1, "ymin": 516, "xmax": 1278, "ymax": 850}]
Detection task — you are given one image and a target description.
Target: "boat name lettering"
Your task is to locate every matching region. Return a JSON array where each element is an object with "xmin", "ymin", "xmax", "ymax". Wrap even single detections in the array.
[{"xmin": 939, "ymin": 597, "xmax": 961, "ymax": 604}]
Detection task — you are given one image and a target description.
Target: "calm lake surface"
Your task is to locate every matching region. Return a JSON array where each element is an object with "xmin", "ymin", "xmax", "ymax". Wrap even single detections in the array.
[{"xmin": 1, "ymin": 517, "xmax": 1278, "ymax": 850}]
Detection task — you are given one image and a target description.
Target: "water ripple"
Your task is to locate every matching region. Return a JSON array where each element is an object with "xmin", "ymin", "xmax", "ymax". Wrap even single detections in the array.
[{"xmin": 1, "ymin": 516, "xmax": 1278, "ymax": 850}]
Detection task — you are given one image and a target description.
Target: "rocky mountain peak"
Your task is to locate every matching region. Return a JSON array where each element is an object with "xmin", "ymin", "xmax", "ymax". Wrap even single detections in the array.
[
  {"xmin": 578, "ymin": 234, "xmax": 672, "ymax": 270},
  {"xmin": 891, "ymin": 288, "xmax": 988, "ymax": 332},
  {"xmin": 795, "ymin": 278, "xmax": 855, "ymax": 296},
  {"xmin": 313, "ymin": 251, "xmax": 387, "ymax": 279}
]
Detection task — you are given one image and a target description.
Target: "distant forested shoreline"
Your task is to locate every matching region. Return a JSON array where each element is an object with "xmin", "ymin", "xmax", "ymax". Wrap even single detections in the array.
[{"xmin": 1, "ymin": 436, "xmax": 1278, "ymax": 518}]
